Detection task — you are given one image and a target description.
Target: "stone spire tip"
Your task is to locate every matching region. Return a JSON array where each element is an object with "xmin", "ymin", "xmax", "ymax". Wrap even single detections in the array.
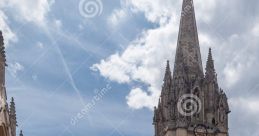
[{"xmin": 205, "ymin": 48, "xmax": 216, "ymax": 79}]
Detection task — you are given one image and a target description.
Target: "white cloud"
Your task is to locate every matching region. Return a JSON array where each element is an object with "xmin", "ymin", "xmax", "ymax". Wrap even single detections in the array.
[
  {"xmin": 0, "ymin": 0, "xmax": 55, "ymax": 47},
  {"xmin": 126, "ymin": 88, "xmax": 158, "ymax": 109},
  {"xmin": 91, "ymin": 53, "xmax": 132, "ymax": 83},
  {"xmin": 223, "ymin": 64, "xmax": 241, "ymax": 87},
  {"xmin": 108, "ymin": 9, "xmax": 128, "ymax": 27},
  {"xmin": 125, "ymin": 0, "xmax": 216, "ymax": 25},
  {"xmin": 6, "ymin": 0, "xmax": 54, "ymax": 25},
  {"xmin": 230, "ymin": 97, "xmax": 259, "ymax": 117},
  {"xmin": 0, "ymin": 11, "xmax": 17, "ymax": 47},
  {"xmin": 222, "ymin": 49, "xmax": 254, "ymax": 88},
  {"xmin": 199, "ymin": 33, "xmax": 213, "ymax": 48},
  {"xmin": 8, "ymin": 62, "xmax": 24, "ymax": 77},
  {"xmin": 194, "ymin": 0, "xmax": 216, "ymax": 23},
  {"xmin": 221, "ymin": 28, "xmax": 258, "ymax": 89},
  {"xmin": 93, "ymin": 0, "xmax": 259, "ymax": 112},
  {"xmin": 252, "ymin": 23, "xmax": 259, "ymax": 37},
  {"xmin": 125, "ymin": 0, "xmax": 175, "ymax": 24},
  {"xmin": 92, "ymin": 18, "xmax": 177, "ymax": 109}
]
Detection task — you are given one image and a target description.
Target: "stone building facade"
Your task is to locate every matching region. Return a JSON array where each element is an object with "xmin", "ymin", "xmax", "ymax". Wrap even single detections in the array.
[
  {"xmin": 153, "ymin": 0, "xmax": 230, "ymax": 136},
  {"xmin": 0, "ymin": 31, "xmax": 23, "ymax": 136}
]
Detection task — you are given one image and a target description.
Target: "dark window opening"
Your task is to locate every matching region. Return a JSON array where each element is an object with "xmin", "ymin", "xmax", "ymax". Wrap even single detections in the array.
[{"xmin": 212, "ymin": 118, "xmax": 216, "ymax": 125}]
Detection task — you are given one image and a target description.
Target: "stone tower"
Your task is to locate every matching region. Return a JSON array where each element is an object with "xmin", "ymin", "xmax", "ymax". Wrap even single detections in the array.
[
  {"xmin": 153, "ymin": 0, "xmax": 230, "ymax": 136},
  {"xmin": 0, "ymin": 31, "xmax": 20, "ymax": 136}
]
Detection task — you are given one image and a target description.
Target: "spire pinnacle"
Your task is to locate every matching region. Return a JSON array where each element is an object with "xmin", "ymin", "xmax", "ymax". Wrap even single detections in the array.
[
  {"xmin": 0, "ymin": 30, "xmax": 7, "ymax": 66},
  {"xmin": 164, "ymin": 60, "xmax": 171, "ymax": 82},
  {"xmin": 10, "ymin": 97, "xmax": 17, "ymax": 127},
  {"xmin": 173, "ymin": 0, "xmax": 203, "ymax": 80},
  {"xmin": 10, "ymin": 97, "xmax": 16, "ymax": 115},
  {"xmin": 205, "ymin": 48, "xmax": 216, "ymax": 80},
  {"xmin": 160, "ymin": 60, "xmax": 172, "ymax": 111}
]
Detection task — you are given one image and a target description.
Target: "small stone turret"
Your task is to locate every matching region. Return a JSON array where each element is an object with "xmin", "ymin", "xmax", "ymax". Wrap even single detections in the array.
[
  {"xmin": 19, "ymin": 130, "xmax": 23, "ymax": 136},
  {"xmin": 10, "ymin": 97, "xmax": 17, "ymax": 136}
]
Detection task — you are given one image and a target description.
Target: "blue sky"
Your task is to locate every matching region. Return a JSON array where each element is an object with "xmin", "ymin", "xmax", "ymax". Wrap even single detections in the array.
[{"xmin": 1, "ymin": 0, "xmax": 259, "ymax": 136}]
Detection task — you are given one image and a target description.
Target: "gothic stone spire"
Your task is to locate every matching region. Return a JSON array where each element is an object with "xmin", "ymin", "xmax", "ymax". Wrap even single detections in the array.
[
  {"xmin": 153, "ymin": 0, "xmax": 230, "ymax": 136},
  {"xmin": 173, "ymin": 0, "xmax": 203, "ymax": 80},
  {"xmin": 171, "ymin": 0, "xmax": 204, "ymax": 126}
]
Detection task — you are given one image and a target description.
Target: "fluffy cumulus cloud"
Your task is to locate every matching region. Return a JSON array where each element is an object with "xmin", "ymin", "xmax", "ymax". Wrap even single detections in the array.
[
  {"xmin": 4, "ymin": 0, "xmax": 54, "ymax": 25},
  {"xmin": 0, "ymin": 0, "xmax": 54, "ymax": 46},
  {"xmin": 92, "ymin": 18, "xmax": 177, "ymax": 109},
  {"xmin": 125, "ymin": 0, "xmax": 175, "ymax": 24},
  {"xmin": 93, "ymin": 1, "xmax": 259, "ymax": 134},
  {"xmin": 93, "ymin": 0, "xmax": 222, "ymax": 110}
]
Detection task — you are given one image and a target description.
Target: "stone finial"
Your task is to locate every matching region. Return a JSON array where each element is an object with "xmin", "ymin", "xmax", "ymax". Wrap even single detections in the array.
[
  {"xmin": 164, "ymin": 60, "xmax": 172, "ymax": 82},
  {"xmin": 205, "ymin": 48, "xmax": 216, "ymax": 80},
  {"xmin": 20, "ymin": 130, "xmax": 23, "ymax": 136}
]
